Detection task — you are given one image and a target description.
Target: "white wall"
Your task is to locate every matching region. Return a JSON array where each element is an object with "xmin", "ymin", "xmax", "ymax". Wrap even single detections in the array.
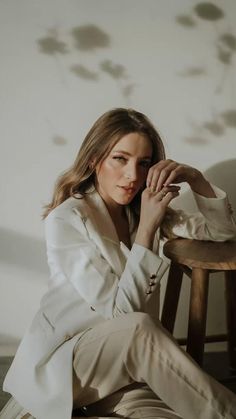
[{"xmin": 1, "ymin": 0, "xmax": 236, "ymax": 354}]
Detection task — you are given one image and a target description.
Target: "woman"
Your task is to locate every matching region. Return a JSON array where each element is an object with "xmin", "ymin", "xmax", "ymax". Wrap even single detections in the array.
[{"xmin": 1, "ymin": 108, "xmax": 236, "ymax": 419}]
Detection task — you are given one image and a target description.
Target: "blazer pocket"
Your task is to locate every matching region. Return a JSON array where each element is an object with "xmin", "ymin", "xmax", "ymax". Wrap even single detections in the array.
[{"xmin": 40, "ymin": 280, "xmax": 80, "ymax": 327}]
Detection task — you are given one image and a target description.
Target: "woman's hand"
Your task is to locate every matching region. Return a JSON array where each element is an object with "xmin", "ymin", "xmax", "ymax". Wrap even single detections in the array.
[
  {"xmin": 146, "ymin": 159, "xmax": 216, "ymax": 198},
  {"xmin": 135, "ymin": 185, "xmax": 180, "ymax": 249}
]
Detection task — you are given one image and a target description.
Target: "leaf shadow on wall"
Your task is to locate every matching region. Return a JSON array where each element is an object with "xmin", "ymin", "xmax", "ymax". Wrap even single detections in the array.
[
  {"xmin": 176, "ymin": 2, "xmax": 236, "ymax": 145},
  {"xmin": 71, "ymin": 24, "xmax": 110, "ymax": 51},
  {"xmin": 184, "ymin": 107, "xmax": 236, "ymax": 146},
  {"xmin": 36, "ymin": 23, "xmax": 135, "ymax": 103},
  {"xmin": 52, "ymin": 135, "xmax": 68, "ymax": 145}
]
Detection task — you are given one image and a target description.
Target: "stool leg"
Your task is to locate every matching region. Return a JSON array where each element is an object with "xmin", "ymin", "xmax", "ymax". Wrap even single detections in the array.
[
  {"xmin": 161, "ymin": 261, "xmax": 183, "ymax": 334},
  {"xmin": 186, "ymin": 268, "xmax": 209, "ymax": 366},
  {"xmin": 225, "ymin": 270, "xmax": 236, "ymax": 371}
]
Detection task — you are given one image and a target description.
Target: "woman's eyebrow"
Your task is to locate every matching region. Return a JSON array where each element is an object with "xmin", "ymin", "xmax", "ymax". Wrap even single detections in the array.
[{"xmin": 112, "ymin": 150, "xmax": 152, "ymax": 159}]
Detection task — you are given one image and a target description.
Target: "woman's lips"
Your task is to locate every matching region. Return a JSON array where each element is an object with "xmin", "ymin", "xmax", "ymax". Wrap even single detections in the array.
[{"xmin": 118, "ymin": 186, "xmax": 136, "ymax": 193}]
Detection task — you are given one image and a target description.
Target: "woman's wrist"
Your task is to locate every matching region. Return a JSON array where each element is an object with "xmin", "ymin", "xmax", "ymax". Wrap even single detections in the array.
[
  {"xmin": 135, "ymin": 227, "xmax": 155, "ymax": 250},
  {"xmin": 188, "ymin": 172, "xmax": 216, "ymax": 198}
]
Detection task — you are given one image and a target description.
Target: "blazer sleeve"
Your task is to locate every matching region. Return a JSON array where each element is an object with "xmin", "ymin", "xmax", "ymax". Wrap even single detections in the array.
[
  {"xmin": 170, "ymin": 185, "xmax": 236, "ymax": 241},
  {"xmin": 45, "ymin": 213, "xmax": 168, "ymax": 319}
]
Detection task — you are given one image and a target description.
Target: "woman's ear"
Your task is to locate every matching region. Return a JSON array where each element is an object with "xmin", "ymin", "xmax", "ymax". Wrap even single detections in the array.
[{"xmin": 89, "ymin": 158, "xmax": 96, "ymax": 170}]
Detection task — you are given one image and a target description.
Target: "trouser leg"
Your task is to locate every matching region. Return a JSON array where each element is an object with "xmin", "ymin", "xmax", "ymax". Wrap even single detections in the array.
[
  {"xmin": 0, "ymin": 397, "xmax": 34, "ymax": 419},
  {"xmin": 85, "ymin": 383, "xmax": 182, "ymax": 418},
  {"xmin": 73, "ymin": 312, "xmax": 236, "ymax": 419}
]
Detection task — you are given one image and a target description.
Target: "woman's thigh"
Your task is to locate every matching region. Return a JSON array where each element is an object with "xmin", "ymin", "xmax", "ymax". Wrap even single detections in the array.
[
  {"xmin": 72, "ymin": 312, "xmax": 182, "ymax": 418},
  {"xmin": 72, "ymin": 312, "xmax": 149, "ymax": 407}
]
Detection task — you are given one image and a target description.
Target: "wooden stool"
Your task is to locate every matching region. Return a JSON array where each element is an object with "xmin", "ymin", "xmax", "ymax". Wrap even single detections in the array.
[{"xmin": 161, "ymin": 238, "xmax": 236, "ymax": 368}]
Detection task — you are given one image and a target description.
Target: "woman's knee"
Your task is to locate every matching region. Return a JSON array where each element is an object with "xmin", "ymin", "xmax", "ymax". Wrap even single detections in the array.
[{"xmin": 125, "ymin": 312, "xmax": 157, "ymax": 331}]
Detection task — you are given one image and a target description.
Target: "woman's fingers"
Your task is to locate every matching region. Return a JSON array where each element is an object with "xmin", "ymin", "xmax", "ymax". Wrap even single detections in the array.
[
  {"xmin": 156, "ymin": 162, "xmax": 178, "ymax": 192},
  {"xmin": 148, "ymin": 185, "xmax": 180, "ymax": 201},
  {"xmin": 163, "ymin": 165, "xmax": 184, "ymax": 187},
  {"xmin": 147, "ymin": 160, "xmax": 179, "ymax": 192},
  {"xmin": 147, "ymin": 159, "xmax": 199, "ymax": 192},
  {"xmin": 146, "ymin": 160, "xmax": 170, "ymax": 189},
  {"xmin": 162, "ymin": 189, "xmax": 180, "ymax": 205}
]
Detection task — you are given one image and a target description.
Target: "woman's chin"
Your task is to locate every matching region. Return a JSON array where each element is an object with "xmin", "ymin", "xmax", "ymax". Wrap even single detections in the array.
[
  {"xmin": 115, "ymin": 196, "xmax": 133, "ymax": 205},
  {"xmin": 114, "ymin": 188, "xmax": 137, "ymax": 204}
]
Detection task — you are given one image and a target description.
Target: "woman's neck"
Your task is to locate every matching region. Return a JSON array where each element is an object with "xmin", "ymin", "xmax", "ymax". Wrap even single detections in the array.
[{"xmin": 106, "ymin": 205, "xmax": 127, "ymax": 224}]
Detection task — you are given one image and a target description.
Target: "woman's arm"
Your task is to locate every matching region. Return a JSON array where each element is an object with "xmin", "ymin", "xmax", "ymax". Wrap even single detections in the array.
[
  {"xmin": 145, "ymin": 159, "xmax": 236, "ymax": 241},
  {"xmin": 171, "ymin": 184, "xmax": 236, "ymax": 241}
]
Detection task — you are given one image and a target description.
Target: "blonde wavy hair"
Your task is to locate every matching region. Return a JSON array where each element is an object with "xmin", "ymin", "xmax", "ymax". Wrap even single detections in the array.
[{"xmin": 42, "ymin": 108, "xmax": 178, "ymax": 238}]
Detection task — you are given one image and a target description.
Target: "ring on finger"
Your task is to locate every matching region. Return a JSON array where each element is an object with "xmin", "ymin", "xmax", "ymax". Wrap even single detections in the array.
[
  {"xmin": 161, "ymin": 190, "xmax": 167, "ymax": 198},
  {"xmin": 149, "ymin": 185, "xmax": 156, "ymax": 193}
]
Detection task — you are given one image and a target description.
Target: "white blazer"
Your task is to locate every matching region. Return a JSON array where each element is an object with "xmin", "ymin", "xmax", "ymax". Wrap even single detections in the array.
[{"xmin": 3, "ymin": 185, "xmax": 236, "ymax": 419}]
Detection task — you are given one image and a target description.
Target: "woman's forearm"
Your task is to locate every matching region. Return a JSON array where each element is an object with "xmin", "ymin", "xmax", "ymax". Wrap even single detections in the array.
[
  {"xmin": 134, "ymin": 227, "xmax": 155, "ymax": 250},
  {"xmin": 188, "ymin": 172, "xmax": 216, "ymax": 198}
]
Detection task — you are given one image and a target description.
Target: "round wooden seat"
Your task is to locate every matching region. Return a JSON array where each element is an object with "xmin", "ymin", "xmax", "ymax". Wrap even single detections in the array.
[
  {"xmin": 161, "ymin": 238, "xmax": 236, "ymax": 368},
  {"xmin": 163, "ymin": 239, "xmax": 236, "ymax": 270}
]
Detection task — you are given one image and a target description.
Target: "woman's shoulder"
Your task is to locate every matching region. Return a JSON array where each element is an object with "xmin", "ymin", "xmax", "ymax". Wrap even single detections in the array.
[
  {"xmin": 44, "ymin": 194, "xmax": 91, "ymax": 245},
  {"xmin": 45, "ymin": 194, "xmax": 88, "ymax": 227},
  {"xmin": 44, "ymin": 186, "xmax": 103, "ymax": 240}
]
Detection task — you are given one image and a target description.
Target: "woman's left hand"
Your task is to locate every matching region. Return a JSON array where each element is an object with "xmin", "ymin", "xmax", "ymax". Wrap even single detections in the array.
[
  {"xmin": 146, "ymin": 159, "xmax": 216, "ymax": 198},
  {"xmin": 146, "ymin": 159, "xmax": 202, "ymax": 192}
]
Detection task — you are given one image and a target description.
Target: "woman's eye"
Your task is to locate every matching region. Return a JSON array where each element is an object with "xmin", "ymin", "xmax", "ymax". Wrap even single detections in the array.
[{"xmin": 113, "ymin": 156, "xmax": 126, "ymax": 162}]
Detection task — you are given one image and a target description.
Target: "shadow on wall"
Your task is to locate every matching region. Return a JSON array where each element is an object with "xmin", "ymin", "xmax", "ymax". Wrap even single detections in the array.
[
  {"xmin": 37, "ymin": 24, "xmax": 135, "ymax": 102},
  {"xmin": 176, "ymin": 2, "xmax": 236, "ymax": 146},
  {"xmin": 0, "ymin": 334, "xmax": 19, "ymax": 347},
  {"xmin": 0, "ymin": 228, "xmax": 48, "ymax": 275},
  {"xmin": 37, "ymin": 3, "xmax": 236, "ymax": 145}
]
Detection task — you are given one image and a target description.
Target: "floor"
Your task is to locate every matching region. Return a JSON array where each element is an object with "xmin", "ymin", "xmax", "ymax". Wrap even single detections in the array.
[
  {"xmin": 0, "ymin": 357, "xmax": 12, "ymax": 411},
  {"xmin": 1, "ymin": 352, "xmax": 236, "ymax": 411}
]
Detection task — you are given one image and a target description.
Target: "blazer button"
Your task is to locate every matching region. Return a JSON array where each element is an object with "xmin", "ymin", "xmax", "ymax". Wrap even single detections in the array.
[
  {"xmin": 149, "ymin": 280, "xmax": 156, "ymax": 286},
  {"xmin": 150, "ymin": 273, "xmax": 157, "ymax": 279},
  {"xmin": 145, "ymin": 287, "xmax": 152, "ymax": 295},
  {"xmin": 90, "ymin": 306, "xmax": 95, "ymax": 311}
]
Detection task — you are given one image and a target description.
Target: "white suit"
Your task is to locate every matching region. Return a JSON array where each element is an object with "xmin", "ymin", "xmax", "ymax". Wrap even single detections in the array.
[{"xmin": 3, "ymin": 184, "xmax": 236, "ymax": 419}]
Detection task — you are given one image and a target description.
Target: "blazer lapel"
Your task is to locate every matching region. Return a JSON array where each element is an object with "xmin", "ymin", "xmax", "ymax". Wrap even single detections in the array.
[{"xmin": 74, "ymin": 187, "xmax": 128, "ymax": 276}]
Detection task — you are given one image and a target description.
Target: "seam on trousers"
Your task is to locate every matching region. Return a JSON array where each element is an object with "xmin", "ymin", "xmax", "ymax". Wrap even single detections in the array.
[{"xmin": 146, "ymin": 336, "xmax": 228, "ymax": 419}]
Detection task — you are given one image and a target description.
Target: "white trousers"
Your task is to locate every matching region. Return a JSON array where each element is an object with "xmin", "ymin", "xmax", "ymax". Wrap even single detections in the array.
[
  {"xmin": 1, "ymin": 312, "xmax": 236, "ymax": 419},
  {"xmin": 72, "ymin": 312, "xmax": 236, "ymax": 419}
]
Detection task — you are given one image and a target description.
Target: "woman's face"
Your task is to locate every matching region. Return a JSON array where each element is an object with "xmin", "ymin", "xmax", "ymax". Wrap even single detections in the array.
[{"xmin": 94, "ymin": 132, "xmax": 153, "ymax": 211}]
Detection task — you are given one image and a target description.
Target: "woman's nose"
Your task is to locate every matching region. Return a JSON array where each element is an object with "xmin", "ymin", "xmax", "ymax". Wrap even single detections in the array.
[{"xmin": 124, "ymin": 165, "xmax": 138, "ymax": 181}]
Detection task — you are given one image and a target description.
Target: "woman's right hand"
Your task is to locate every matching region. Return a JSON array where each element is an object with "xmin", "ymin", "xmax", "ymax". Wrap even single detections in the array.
[{"xmin": 135, "ymin": 185, "xmax": 180, "ymax": 249}]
